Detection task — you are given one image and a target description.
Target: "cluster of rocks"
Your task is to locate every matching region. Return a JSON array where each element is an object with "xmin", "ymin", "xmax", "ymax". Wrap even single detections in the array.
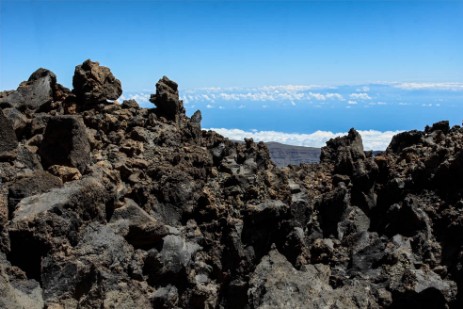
[{"xmin": 1, "ymin": 60, "xmax": 463, "ymax": 308}]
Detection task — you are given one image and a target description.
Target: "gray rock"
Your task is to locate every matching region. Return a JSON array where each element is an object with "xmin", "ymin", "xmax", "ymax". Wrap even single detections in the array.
[
  {"xmin": 152, "ymin": 285, "xmax": 180, "ymax": 309},
  {"xmin": 0, "ymin": 254, "xmax": 44, "ymax": 309},
  {"xmin": 144, "ymin": 235, "xmax": 201, "ymax": 285},
  {"xmin": 248, "ymin": 249, "xmax": 382, "ymax": 309},
  {"xmin": 337, "ymin": 206, "xmax": 370, "ymax": 240},
  {"xmin": 0, "ymin": 68, "xmax": 56, "ymax": 111},
  {"xmin": 321, "ymin": 128, "xmax": 365, "ymax": 173},
  {"xmin": 110, "ymin": 198, "xmax": 169, "ymax": 249},
  {"xmin": 76, "ymin": 223, "xmax": 134, "ymax": 268},
  {"xmin": 2, "ymin": 108, "xmax": 29, "ymax": 139},
  {"xmin": 8, "ymin": 170, "xmax": 63, "ymax": 215},
  {"xmin": 11, "ymin": 176, "xmax": 109, "ymax": 225},
  {"xmin": 38, "ymin": 115, "xmax": 91, "ymax": 172},
  {"xmin": 387, "ymin": 130, "xmax": 424, "ymax": 154},
  {"xmin": 0, "ymin": 109, "xmax": 18, "ymax": 161},
  {"xmin": 159, "ymin": 235, "xmax": 201, "ymax": 274}
]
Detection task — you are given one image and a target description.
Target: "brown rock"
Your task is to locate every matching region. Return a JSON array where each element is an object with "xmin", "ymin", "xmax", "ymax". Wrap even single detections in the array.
[
  {"xmin": 72, "ymin": 59, "xmax": 122, "ymax": 105},
  {"xmin": 47, "ymin": 165, "xmax": 82, "ymax": 182},
  {"xmin": 150, "ymin": 76, "xmax": 185, "ymax": 122}
]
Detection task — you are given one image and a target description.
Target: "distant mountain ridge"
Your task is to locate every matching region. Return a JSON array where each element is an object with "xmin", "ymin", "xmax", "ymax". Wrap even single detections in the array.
[{"xmin": 265, "ymin": 142, "xmax": 321, "ymax": 166}]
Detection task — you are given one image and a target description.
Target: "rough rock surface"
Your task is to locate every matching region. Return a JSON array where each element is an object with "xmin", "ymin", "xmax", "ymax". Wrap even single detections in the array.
[
  {"xmin": 38, "ymin": 115, "xmax": 91, "ymax": 172},
  {"xmin": 1, "ymin": 62, "xmax": 463, "ymax": 308},
  {"xmin": 0, "ymin": 68, "xmax": 59, "ymax": 112},
  {"xmin": 0, "ymin": 109, "xmax": 18, "ymax": 160},
  {"xmin": 72, "ymin": 59, "xmax": 122, "ymax": 105},
  {"xmin": 150, "ymin": 76, "xmax": 185, "ymax": 123}
]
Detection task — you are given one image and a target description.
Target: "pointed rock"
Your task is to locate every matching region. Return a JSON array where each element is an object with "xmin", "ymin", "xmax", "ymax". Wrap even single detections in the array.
[
  {"xmin": 150, "ymin": 76, "xmax": 185, "ymax": 122},
  {"xmin": 0, "ymin": 68, "xmax": 56, "ymax": 112},
  {"xmin": 72, "ymin": 59, "xmax": 122, "ymax": 105}
]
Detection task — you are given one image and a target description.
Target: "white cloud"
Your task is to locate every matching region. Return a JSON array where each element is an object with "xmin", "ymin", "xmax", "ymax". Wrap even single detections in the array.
[
  {"xmin": 325, "ymin": 93, "xmax": 345, "ymax": 100},
  {"xmin": 350, "ymin": 92, "xmax": 371, "ymax": 100},
  {"xmin": 180, "ymin": 86, "xmax": 344, "ymax": 103},
  {"xmin": 120, "ymin": 92, "xmax": 151, "ymax": 104},
  {"xmin": 258, "ymin": 85, "xmax": 332, "ymax": 91},
  {"xmin": 308, "ymin": 92, "xmax": 344, "ymax": 101},
  {"xmin": 393, "ymin": 82, "xmax": 463, "ymax": 91},
  {"xmin": 356, "ymin": 86, "xmax": 370, "ymax": 92},
  {"xmin": 308, "ymin": 92, "xmax": 326, "ymax": 101},
  {"xmin": 348, "ymin": 100, "xmax": 358, "ymax": 105},
  {"xmin": 207, "ymin": 128, "xmax": 403, "ymax": 150}
]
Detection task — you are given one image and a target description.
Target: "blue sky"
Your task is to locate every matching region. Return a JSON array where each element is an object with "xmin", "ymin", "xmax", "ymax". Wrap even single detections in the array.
[{"xmin": 1, "ymin": 0, "xmax": 463, "ymax": 149}]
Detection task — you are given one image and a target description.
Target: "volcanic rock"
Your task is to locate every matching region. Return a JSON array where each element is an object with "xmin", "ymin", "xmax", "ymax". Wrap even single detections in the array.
[
  {"xmin": 38, "ymin": 115, "xmax": 91, "ymax": 172},
  {"xmin": 0, "ymin": 109, "xmax": 18, "ymax": 161},
  {"xmin": 1, "ymin": 62, "xmax": 463, "ymax": 308},
  {"xmin": 7, "ymin": 171, "xmax": 63, "ymax": 216},
  {"xmin": 72, "ymin": 59, "xmax": 122, "ymax": 105},
  {"xmin": 150, "ymin": 76, "xmax": 185, "ymax": 122},
  {"xmin": 0, "ymin": 68, "xmax": 57, "ymax": 112},
  {"xmin": 321, "ymin": 128, "xmax": 365, "ymax": 175}
]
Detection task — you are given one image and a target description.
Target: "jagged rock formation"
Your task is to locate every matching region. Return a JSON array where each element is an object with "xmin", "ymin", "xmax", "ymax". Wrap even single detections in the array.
[
  {"xmin": 1, "ymin": 61, "xmax": 463, "ymax": 308},
  {"xmin": 72, "ymin": 59, "xmax": 123, "ymax": 105}
]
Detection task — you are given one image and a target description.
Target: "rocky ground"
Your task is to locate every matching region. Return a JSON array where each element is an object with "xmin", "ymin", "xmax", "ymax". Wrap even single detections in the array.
[{"xmin": 1, "ymin": 60, "xmax": 463, "ymax": 308}]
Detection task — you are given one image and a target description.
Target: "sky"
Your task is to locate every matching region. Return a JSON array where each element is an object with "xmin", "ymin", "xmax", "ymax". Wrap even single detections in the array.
[{"xmin": 1, "ymin": 0, "xmax": 463, "ymax": 149}]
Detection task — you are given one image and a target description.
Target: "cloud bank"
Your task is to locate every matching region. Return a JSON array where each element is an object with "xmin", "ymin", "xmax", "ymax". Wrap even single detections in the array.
[
  {"xmin": 392, "ymin": 82, "xmax": 463, "ymax": 91},
  {"xmin": 181, "ymin": 85, "xmax": 344, "ymax": 104},
  {"xmin": 207, "ymin": 128, "xmax": 402, "ymax": 151}
]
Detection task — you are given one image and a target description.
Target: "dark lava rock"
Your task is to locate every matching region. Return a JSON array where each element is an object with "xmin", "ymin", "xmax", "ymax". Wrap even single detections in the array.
[
  {"xmin": 72, "ymin": 59, "xmax": 122, "ymax": 105},
  {"xmin": 0, "ymin": 109, "xmax": 18, "ymax": 161},
  {"xmin": 0, "ymin": 68, "xmax": 56, "ymax": 112},
  {"xmin": 426, "ymin": 120, "xmax": 450, "ymax": 134},
  {"xmin": 150, "ymin": 76, "xmax": 185, "ymax": 122},
  {"xmin": 38, "ymin": 115, "xmax": 91, "ymax": 172},
  {"xmin": 8, "ymin": 171, "xmax": 63, "ymax": 216},
  {"xmin": 1, "ymin": 61, "xmax": 463, "ymax": 308},
  {"xmin": 321, "ymin": 128, "xmax": 365, "ymax": 175},
  {"xmin": 387, "ymin": 130, "xmax": 424, "ymax": 154},
  {"xmin": 1, "ymin": 108, "xmax": 29, "ymax": 139}
]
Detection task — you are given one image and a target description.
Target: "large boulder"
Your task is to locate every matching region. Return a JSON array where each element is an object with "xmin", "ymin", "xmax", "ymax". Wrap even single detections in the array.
[
  {"xmin": 10, "ymin": 176, "xmax": 110, "ymax": 226},
  {"xmin": 38, "ymin": 115, "xmax": 91, "ymax": 172},
  {"xmin": 0, "ymin": 109, "xmax": 18, "ymax": 161},
  {"xmin": 72, "ymin": 59, "xmax": 122, "ymax": 104},
  {"xmin": 1, "ymin": 108, "xmax": 29, "ymax": 139},
  {"xmin": 387, "ymin": 130, "xmax": 424, "ymax": 154},
  {"xmin": 0, "ymin": 68, "xmax": 56, "ymax": 112},
  {"xmin": 8, "ymin": 171, "xmax": 63, "ymax": 216},
  {"xmin": 150, "ymin": 76, "xmax": 185, "ymax": 122}
]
